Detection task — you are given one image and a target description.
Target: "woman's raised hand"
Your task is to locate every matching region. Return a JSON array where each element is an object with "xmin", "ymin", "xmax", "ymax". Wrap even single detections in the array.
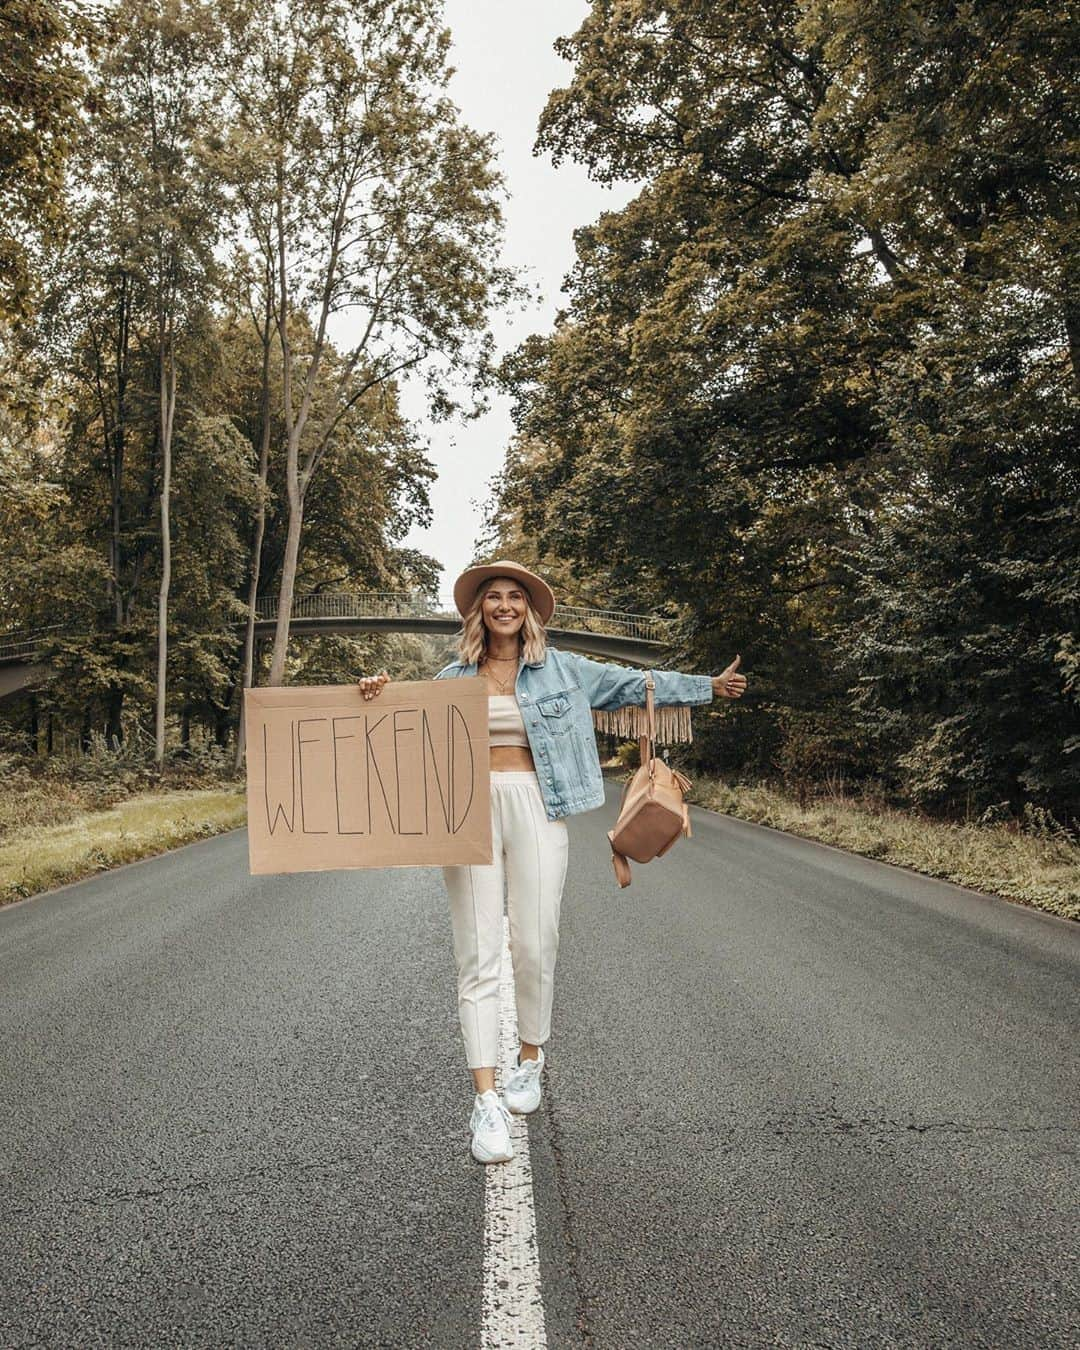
[
  {"xmin": 712, "ymin": 654, "xmax": 747, "ymax": 699},
  {"xmin": 357, "ymin": 670, "xmax": 391, "ymax": 700}
]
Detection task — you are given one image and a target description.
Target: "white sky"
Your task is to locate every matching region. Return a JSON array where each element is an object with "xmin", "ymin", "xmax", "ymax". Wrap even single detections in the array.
[{"xmin": 396, "ymin": 0, "xmax": 636, "ymax": 600}]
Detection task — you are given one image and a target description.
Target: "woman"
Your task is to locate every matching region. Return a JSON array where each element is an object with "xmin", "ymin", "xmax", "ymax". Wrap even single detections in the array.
[{"xmin": 358, "ymin": 560, "xmax": 746, "ymax": 1165}]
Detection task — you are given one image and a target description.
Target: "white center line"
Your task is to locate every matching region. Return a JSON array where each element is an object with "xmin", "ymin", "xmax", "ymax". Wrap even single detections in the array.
[{"xmin": 480, "ymin": 913, "xmax": 549, "ymax": 1349}]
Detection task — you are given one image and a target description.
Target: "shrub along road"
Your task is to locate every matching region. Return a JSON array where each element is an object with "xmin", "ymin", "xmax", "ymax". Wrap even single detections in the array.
[{"xmin": 1, "ymin": 782, "xmax": 1077, "ymax": 1347}]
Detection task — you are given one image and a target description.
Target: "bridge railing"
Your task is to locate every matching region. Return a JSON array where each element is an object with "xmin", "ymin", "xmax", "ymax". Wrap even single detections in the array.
[
  {"xmin": 0, "ymin": 623, "xmax": 67, "ymax": 661},
  {"xmin": 254, "ymin": 591, "xmax": 672, "ymax": 642},
  {"xmin": 254, "ymin": 591, "xmax": 431, "ymax": 622},
  {"xmin": 546, "ymin": 603, "xmax": 671, "ymax": 643},
  {"xmin": 2, "ymin": 594, "xmax": 672, "ymax": 661}
]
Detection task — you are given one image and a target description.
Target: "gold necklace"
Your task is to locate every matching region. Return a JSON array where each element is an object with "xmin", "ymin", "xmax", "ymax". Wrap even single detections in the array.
[{"xmin": 482, "ymin": 652, "xmax": 519, "ymax": 695}]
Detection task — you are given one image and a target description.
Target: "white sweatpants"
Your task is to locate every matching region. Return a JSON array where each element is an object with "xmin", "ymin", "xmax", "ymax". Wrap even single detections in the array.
[{"xmin": 441, "ymin": 770, "xmax": 570, "ymax": 1068}]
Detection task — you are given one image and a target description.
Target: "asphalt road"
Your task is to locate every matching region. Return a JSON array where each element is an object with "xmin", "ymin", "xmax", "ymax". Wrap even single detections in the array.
[{"xmin": 1, "ymin": 781, "xmax": 1078, "ymax": 1349}]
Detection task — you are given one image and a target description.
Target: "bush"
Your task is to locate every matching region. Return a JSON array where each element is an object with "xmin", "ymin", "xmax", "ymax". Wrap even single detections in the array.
[{"xmin": 0, "ymin": 726, "xmax": 242, "ymax": 843}]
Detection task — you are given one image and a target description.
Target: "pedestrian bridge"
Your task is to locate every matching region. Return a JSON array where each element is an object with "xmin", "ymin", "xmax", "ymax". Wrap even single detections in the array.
[{"xmin": 0, "ymin": 591, "xmax": 675, "ymax": 701}]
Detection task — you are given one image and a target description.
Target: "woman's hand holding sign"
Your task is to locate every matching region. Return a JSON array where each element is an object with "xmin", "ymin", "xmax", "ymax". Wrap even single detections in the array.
[{"xmin": 358, "ymin": 671, "xmax": 390, "ymax": 700}]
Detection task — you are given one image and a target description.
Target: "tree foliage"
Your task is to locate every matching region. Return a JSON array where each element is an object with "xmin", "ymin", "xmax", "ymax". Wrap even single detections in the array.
[
  {"xmin": 0, "ymin": 0, "xmax": 92, "ymax": 324},
  {"xmin": 0, "ymin": 0, "xmax": 488, "ymax": 759},
  {"xmin": 493, "ymin": 0, "xmax": 1079, "ymax": 820}
]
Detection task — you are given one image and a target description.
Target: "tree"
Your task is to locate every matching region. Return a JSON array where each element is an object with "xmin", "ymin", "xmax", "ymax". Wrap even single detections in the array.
[
  {"xmin": 215, "ymin": 0, "xmax": 517, "ymax": 689},
  {"xmin": 0, "ymin": 0, "xmax": 92, "ymax": 325},
  {"xmin": 495, "ymin": 0, "xmax": 1078, "ymax": 815},
  {"xmin": 94, "ymin": 0, "xmax": 227, "ymax": 763},
  {"xmin": 222, "ymin": 247, "xmax": 277, "ymax": 768},
  {"xmin": 166, "ymin": 411, "xmax": 262, "ymax": 747},
  {"xmin": 1, "ymin": 1, "xmax": 452, "ymax": 760},
  {"xmin": 502, "ymin": 1, "xmax": 899, "ymax": 778}
]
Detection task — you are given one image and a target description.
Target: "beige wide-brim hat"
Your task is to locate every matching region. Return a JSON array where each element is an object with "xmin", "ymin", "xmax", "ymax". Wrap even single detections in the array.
[{"xmin": 452, "ymin": 559, "xmax": 556, "ymax": 626}]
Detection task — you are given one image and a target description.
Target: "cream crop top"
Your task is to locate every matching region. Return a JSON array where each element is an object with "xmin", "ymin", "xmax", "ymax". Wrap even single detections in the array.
[{"xmin": 488, "ymin": 694, "xmax": 529, "ymax": 748}]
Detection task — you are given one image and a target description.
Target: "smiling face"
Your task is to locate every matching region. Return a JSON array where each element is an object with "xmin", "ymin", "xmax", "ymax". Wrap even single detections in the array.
[{"xmin": 480, "ymin": 577, "xmax": 528, "ymax": 640}]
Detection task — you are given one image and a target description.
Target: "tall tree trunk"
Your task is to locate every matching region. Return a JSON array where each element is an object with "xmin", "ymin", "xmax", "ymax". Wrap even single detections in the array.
[
  {"xmin": 268, "ymin": 482, "xmax": 304, "ymax": 687},
  {"xmin": 154, "ymin": 323, "xmax": 177, "ymax": 767},
  {"xmin": 235, "ymin": 268, "xmax": 275, "ymax": 768},
  {"xmin": 266, "ymin": 148, "xmax": 331, "ymax": 689},
  {"xmin": 110, "ymin": 275, "xmax": 131, "ymax": 626}
]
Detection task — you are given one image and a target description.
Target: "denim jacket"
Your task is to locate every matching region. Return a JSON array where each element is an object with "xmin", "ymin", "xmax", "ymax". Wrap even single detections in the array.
[{"xmin": 433, "ymin": 646, "xmax": 713, "ymax": 821}]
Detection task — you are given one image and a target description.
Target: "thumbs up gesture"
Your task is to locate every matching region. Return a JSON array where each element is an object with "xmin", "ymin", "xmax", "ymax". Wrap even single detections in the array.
[{"xmin": 711, "ymin": 654, "xmax": 747, "ymax": 700}]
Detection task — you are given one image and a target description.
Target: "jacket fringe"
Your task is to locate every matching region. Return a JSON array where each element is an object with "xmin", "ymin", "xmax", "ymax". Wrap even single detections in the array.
[{"xmin": 591, "ymin": 702, "xmax": 694, "ymax": 745}]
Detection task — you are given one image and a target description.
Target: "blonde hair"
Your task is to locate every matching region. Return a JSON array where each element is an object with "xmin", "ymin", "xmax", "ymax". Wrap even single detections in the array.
[{"xmin": 454, "ymin": 576, "xmax": 549, "ymax": 666}]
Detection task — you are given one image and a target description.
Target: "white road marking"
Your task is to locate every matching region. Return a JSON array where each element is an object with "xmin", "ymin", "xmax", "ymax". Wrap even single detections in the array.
[{"xmin": 480, "ymin": 913, "xmax": 549, "ymax": 1349}]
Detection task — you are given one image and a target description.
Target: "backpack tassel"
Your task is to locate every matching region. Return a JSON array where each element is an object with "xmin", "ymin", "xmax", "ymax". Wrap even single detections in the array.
[
  {"xmin": 591, "ymin": 701, "xmax": 694, "ymax": 745},
  {"xmin": 670, "ymin": 768, "xmax": 693, "ymax": 795}
]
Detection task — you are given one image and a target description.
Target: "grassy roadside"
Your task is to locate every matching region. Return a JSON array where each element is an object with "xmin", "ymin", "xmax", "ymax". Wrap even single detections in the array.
[
  {"xmin": 0, "ymin": 787, "xmax": 246, "ymax": 906},
  {"xmin": 3, "ymin": 768, "xmax": 1077, "ymax": 923},
  {"xmin": 686, "ymin": 775, "xmax": 1080, "ymax": 923}
]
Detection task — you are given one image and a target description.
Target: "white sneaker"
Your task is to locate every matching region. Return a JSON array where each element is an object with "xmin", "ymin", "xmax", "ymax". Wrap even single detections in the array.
[
  {"xmin": 470, "ymin": 1089, "xmax": 514, "ymax": 1164},
  {"xmin": 503, "ymin": 1047, "xmax": 545, "ymax": 1115}
]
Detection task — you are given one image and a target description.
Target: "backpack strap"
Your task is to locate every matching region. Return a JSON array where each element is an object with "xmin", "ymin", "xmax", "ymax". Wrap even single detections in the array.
[
  {"xmin": 609, "ymin": 678, "xmax": 655, "ymax": 890},
  {"xmin": 638, "ymin": 675, "xmax": 656, "ymax": 778},
  {"xmin": 607, "ymin": 830, "xmax": 633, "ymax": 888}
]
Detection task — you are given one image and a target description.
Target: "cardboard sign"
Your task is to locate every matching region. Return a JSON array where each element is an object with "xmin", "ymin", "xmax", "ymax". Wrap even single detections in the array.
[{"xmin": 243, "ymin": 678, "xmax": 492, "ymax": 875}]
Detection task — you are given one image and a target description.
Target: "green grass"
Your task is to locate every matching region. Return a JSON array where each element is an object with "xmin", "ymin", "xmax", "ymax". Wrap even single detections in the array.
[
  {"xmin": 688, "ymin": 776, "xmax": 1080, "ymax": 923},
  {"xmin": 5, "ymin": 767, "xmax": 1078, "ymax": 923},
  {"xmin": 0, "ymin": 787, "xmax": 246, "ymax": 905}
]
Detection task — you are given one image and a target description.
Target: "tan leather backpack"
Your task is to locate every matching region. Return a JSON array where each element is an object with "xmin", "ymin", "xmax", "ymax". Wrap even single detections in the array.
[{"xmin": 606, "ymin": 676, "xmax": 694, "ymax": 888}]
